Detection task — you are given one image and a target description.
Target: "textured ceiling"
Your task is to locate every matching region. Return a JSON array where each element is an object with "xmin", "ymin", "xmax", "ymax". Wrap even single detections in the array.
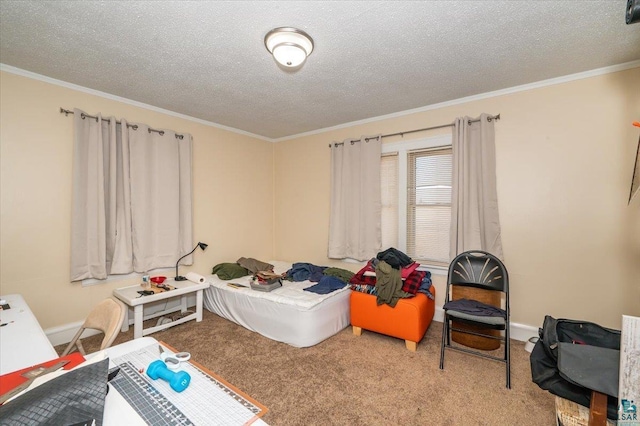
[{"xmin": 1, "ymin": 1, "xmax": 639, "ymax": 140}]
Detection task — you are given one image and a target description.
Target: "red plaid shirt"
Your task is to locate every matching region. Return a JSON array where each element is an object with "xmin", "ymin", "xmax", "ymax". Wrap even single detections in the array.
[{"xmin": 402, "ymin": 270, "xmax": 426, "ymax": 295}]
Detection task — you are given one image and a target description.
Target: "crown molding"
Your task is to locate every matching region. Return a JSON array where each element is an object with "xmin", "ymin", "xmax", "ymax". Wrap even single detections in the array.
[
  {"xmin": 2, "ymin": 60, "xmax": 638, "ymax": 144},
  {"xmin": 273, "ymin": 59, "xmax": 640, "ymax": 142},
  {"xmin": 0, "ymin": 63, "xmax": 272, "ymax": 142}
]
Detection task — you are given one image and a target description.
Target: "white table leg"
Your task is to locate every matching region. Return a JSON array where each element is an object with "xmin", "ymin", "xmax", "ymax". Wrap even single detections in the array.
[
  {"xmin": 180, "ymin": 294, "xmax": 187, "ymax": 314},
  {"xmin": 196, "ymin": 289, "xmax": 203, "ymax": 322},
  {"xmin": 121, "ymin": 306, "xmax": 130, "ymax": 332},
  {"xmin": 134, "ymin": 305, "xmax": 143, "ymax": 339}
]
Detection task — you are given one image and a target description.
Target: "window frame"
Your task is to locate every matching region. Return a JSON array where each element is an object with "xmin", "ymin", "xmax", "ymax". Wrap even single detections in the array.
[
  {"xmin": 381, "ymin": 134, "xmax": 452, "ymax": 274},
  {"xmin": 81, "ymin": 267, "xmax": 173, "ymax": 287}
]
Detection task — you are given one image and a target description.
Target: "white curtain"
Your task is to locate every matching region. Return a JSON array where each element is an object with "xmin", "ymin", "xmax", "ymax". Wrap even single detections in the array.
[
  {"xmin": 328, "ymin": 135, "xmax": 382, "ymax": 261},
  {"xmin": 71, "ymin": 109, "xmax": 192, "ymax": 281},
  {"xmin": 129, "ymin": 123, "xmax": 193, "ymax": 272},
  {"xmin": 450, "ymin": 114, "xmax": 503, "ymax": 260}
]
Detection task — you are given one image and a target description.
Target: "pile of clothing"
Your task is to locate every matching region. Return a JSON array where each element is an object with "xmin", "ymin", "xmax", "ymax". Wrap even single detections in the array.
[
  {"xmin": 349, "ymin": 248, "xmax": 434, "ymax": 307},
  {"xmin": 284, "ymin": 263, "xmax": 355, "ymax": 295},
  {"xmin": 211, "ymin": 257, "xmax": 355, "ymax": 295},
  {"xmin": 212, "ymin": 257, "xmax": 276, "ymax": 280}
]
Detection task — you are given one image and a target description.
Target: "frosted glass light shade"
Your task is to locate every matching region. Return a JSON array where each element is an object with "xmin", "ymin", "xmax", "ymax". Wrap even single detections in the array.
[
  {"xmin": 265, "ymin": 27, "xmax": 314, "ymax": 69},
  {"xmin": 272, "ymin": 44, "xmax": 307, "ymax": 67}
]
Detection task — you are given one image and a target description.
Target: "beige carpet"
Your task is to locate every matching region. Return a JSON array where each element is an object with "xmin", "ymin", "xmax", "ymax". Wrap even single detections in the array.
[{"xmin": 55, "ymin": 310, "xmax": 556, "ymax": 425}]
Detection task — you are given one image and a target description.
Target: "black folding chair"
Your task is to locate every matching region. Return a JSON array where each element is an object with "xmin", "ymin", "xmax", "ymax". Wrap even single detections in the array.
[{"xmin": 439, "ymin": 250, "xmax": 511, "ymax": 388}]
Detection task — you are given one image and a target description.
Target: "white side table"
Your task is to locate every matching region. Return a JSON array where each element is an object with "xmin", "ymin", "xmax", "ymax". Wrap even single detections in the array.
[{"xmin": 112, "ymin": 279, "xmax": 210, "ymax": 339}]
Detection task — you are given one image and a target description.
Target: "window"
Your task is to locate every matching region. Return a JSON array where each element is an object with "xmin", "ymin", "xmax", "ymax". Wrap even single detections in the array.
[
  {"xmin": 407, "ymin": 148, "xmax": 452, "ymax": 264},
  {"xmin": 381, "ymin": 134, "xmax": 452, "ymax": 267}
]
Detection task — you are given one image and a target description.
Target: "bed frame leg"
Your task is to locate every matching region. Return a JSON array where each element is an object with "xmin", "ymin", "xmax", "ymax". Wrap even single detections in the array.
[
  {"xmin": 405, "ymin": 340, "xmax": 417, "ymax": 351},
  {"xmin": 352, "ymin": 326, "xmax": 362, "ymax": 336}
]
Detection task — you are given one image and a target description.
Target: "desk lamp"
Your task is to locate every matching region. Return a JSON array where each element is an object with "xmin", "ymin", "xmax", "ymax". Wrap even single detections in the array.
[{"xmin": 174, "ymin": 242, "xmax": 208, "ymax": 281}]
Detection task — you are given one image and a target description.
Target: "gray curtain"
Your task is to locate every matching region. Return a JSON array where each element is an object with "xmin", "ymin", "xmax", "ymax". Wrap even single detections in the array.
[
  {"xmin": 450, "ymin": 114, "xmax": 503, "ymax": 260},
  {"xmin": 70, "ymin": 109, "xmax": 193, "ymax": 281},
  {"xmin": 328, "ymin": 135, "xmax": 382, "ymax": 261}
]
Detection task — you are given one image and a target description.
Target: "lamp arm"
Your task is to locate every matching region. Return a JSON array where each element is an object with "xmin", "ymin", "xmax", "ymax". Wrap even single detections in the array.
[{"xmin": 174, "ymin": 246, "xmax": 198, "ymax": 280}]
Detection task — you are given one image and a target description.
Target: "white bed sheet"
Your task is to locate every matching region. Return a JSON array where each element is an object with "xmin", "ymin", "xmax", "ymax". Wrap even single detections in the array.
[{"xmin": 203, "ymin": 262, "xmax": 351, "ymax": 347}]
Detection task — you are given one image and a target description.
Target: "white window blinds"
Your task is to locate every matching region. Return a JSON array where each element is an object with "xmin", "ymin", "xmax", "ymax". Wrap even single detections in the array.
[{"xmin": 407, "ymin": 148, "xmax": 452, "ymax": 265}]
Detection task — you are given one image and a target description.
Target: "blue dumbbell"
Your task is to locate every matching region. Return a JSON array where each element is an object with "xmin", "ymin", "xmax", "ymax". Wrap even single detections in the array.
[{"xmin": 146, "ymin": 360, "xmax": 191, "ymax": 392}]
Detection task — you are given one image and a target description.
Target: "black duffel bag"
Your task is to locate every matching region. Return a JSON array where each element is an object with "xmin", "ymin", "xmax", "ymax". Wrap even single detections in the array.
[{"xmin": 530, "ymin": 315, "xmax": 621, "ymax": 420}]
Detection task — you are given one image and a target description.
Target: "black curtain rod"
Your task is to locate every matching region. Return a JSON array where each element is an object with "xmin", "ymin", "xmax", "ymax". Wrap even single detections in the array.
[
  {"xmin": 60, "ymin": 108, "xmax": 184, "ymax": 140},
  {"xmin": 329, "ymin": 113, "xmax": 500, "ymax": 147}
]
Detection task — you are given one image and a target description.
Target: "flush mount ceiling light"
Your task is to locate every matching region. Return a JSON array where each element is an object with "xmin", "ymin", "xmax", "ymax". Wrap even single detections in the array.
[{"xmin": 264, "ymin": 27, "xmax": 314, "ymax": 69}]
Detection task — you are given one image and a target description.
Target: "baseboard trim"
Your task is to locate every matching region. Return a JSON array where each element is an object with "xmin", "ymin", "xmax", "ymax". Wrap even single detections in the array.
[
  {"xmin": 434, "ymin": 307, "xmax": 538, "ymax": 343},
  {"xmin": 47, "ymin": 304, "xmax": 538, "ymax": 347},
  {"xmin": 45, "ymin": 295, "xmax": 199, "ymax": 346},
  {"xmin": 45, "ymin": 321, "xmax": 101, "ymax": 347}
]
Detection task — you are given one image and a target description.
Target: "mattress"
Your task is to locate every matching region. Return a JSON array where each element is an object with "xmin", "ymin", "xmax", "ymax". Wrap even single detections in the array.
[{"xmin": 203, "ymin": 261, "xmax": 351, "ymax": 347}]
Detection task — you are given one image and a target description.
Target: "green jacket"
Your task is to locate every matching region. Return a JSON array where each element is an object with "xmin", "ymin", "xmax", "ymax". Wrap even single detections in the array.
[{"xmin": 375, "ymin": 261, "xmax": 410, "ymax": 307}]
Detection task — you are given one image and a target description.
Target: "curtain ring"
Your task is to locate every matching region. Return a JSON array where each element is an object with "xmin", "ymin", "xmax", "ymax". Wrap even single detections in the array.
[
  {"xmin": 132, "ymin": 125, "xmax": 138, "ymax": 130},
  {"xmin": 159, "ymin": 130, "xmax": 165, "ymax": 136},
  {"xmin": 176, "ymin": 134, "xmax": 184, "ymax": 140},
  {"xmin": 350, "ymin": 140, "xmax": 355, "ymax": 145},
  {"xmin": 81, "ymin": 113, "xmax": 86, "ymax": 120}
]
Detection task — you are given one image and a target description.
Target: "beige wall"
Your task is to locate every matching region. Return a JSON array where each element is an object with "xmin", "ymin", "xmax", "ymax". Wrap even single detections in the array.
[
  {"xmin": 0, "ymin": 71, "xmax": 274, "ymax": 329},
  {"xmin": 274, "ymin": 67, "xmax": 640, "ymax": 330},
  {"xmin": 2, "ymin": 67, "xmax": 638, "ymax": 333}
]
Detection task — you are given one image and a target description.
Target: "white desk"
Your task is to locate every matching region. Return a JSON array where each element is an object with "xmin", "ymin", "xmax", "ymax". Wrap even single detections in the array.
[
  {"xmin": 101, "ymin": 337, "xmax": 269, "ymax": 425},
  {"xmin": 113, "ymin": 279, "xmax": 209, "ymax": 339},
  {"xmin": 0, "ymin": 294, "xmax": 58, "ymax": 375}
]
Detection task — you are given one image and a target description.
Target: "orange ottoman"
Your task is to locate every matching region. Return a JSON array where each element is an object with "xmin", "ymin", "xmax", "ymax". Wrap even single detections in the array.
[{"xmin": 350, "ymin": 289, "xmax": 436, "ymax": 351}]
